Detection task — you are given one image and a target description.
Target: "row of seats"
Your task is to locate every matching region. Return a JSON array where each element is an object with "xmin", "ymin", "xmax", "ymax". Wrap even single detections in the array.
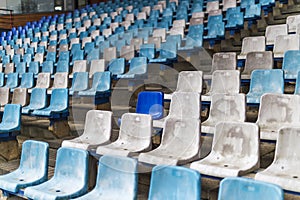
[{"xmin": 0, "ymin": 140, "xmax": 285, "ymax": 199}]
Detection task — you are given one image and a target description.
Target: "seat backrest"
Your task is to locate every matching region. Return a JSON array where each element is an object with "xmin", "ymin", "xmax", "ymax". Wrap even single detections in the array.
[
  {"xmin": 241, "ymin": 36, "xmax": 265, "ymax": 55},
  {"xmin": 29, "ymin": 88, "xmax": 47, "ymax": 109},
  {"xmin": 73, "ymin": 60, "xmax": 87, "ymax": 73},
  {"xmin": 70, "ymin": 72, "xmax": 89, "ymax": 92},
  {"xmin": 4, "ymin": 63, "xmax": 14, "ymax": 75},
  {"xmin": 6, "ymin": 72, "xmax": 18, "ymax": 88},
  {"xmin": 28, "ymin": 61, "xmax": 39, "ymax": 74},
  {"xmin": 169, "ymin": 92, "xmax": 200, "ymax": 119},
  {"xmin": 108, "ymin": 58, "xmax": 125, "ymax": 76},
  {"xmin": 54, "ymin": 147, "xmax": 88, "ymax": 187},
  {"xmin": 286, "ymin": 15, "xmax": 300, "ymax": 33},
  {"xmin": 56, "ymin": 60, "xmax": 69, "ymax": 73},
  {"xmin": 119, "ymin": 113, "xmax": 152, "ymax": 144},
  {"xmin": 89, "ymin": 59, "xmax": 105, "ymax": 77},
  {"xmin": 211, "ymin": 52, "xmax": 236, "ymax": 72},
  {"xmin": 265, "ymin": 24, "xmax": 288, "ymax": 45},
  {"xmin": 19, "ymin": 140, "xmax": 49, "ymax": 178},
  {"xmin": 49, "ymin": 88, "xmax": 68, "ymax": 110},
  {"xmin": 12, "ymin": 88, "xmax": 28, "ymax": 106},
  {"xmin": 91, "ymin": 71, "xmax": 111, "ymax": 91},
  {"xmin": 282, "ymin": 50, "xmax": 300, "ymax": 79},
  {"xmin": 42, "ymin": 61, "xmax": 54, "ymax": 74},
  {"xmin": 209, "ymin": 70, "xmax": 240, "ymax": 94},
  {"xmin": 136, "ymin": 91, "xmax": 164, "ymax": 120},
  {"xmin": 218, "ymin": 177, "xmax": 284, "ymax": 200},
  {"xmin": 243, "ymin": 52, "xmax": 273, "ymax": 75},
  {"xmin": 16, "ymin": 62, "xmax": 26, "ymax": 75},
  {"xmin": 2, "ymin": 104, "xmax": 21, "ymax": 128},
  {"xmin": 176, "ymin": 71, "xmax": 203, "ymax": 93},
  {"xmin": 273, "ymin": 34, "xmax": 300, "ymax": 57},
  {"xmin": 52, "ymin": 72, "xmax": 68, "ymax": 88},
  {"xmin": 0, "ymin": 87, "xmax": 9, "ymax": 106},
  {"xmin": 129, "ymin": 57, "xmax": 147, "ymax": 74},
  {"xmin": 95, "ymin": 155, "xmax": 138, "ymax": 198},
  {"xmin": 140, "ymin": 44, "xmax": 155, "ymax": 59},
  {"xmin": 207, "ymin": 94, "xmax": 246, "ymax": 123},
  {"xmin": 103, "ymin": 47, "xmax": 117, "ymax": 62},
  {"xmin": 120, "ymin": 45, "xmax": 135, "ymax": 61},
  {"xmin": 149, "ymin": 165, "xmax": 201, "ymax": 200},
  {"xmin": 35, "ymin": 73, "xmax": 50, "ymax": 88}
]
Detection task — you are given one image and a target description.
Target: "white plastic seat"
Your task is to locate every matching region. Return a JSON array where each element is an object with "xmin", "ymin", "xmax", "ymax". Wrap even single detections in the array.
[
  {"xmin": 152, "ymin": 28, "xmax": 166, "ymax": 42},
  {"xmin": 96, "ymin": 113, "xmax": 152, "ymax": 157},
  {"xmin": 139, "ymin": 118, "xmax": 201, "ymax": 165},
  {"xmin": 29, "ymin": 73, "xmax": 50, "ymax": 93},
  {"xmin": 89, "ymin": 59, "xmax": 105, "ymax": 78},
  {"xmin": 120, "ymin": 45, "xmax": 135, "ymax": 61},
  {"xmin": 287, "ymin": 15, "xmax": 300, "ymax": 33},
  {"xmin": 191, "ymin": 121, "xmax": 260, "ymax": 177},
  {"xmin": 265, "ymin": 24, "xmax": 288, "ymax": 46},
  {"xmin": 256, "ymin": 93, "xmax": 300, "ymax": 140},
  {"xmin": 34, "ymin": 53, "xmax": 44, "ymax": 64},
  {"xmin": 62, "ymin": 110, "xmax": 112, "ymax": 150},
  {"xmin": 47, "ymin": 73, "xmax": 68, "ymax": 94},
  {"xmin": 238, "ymin": 36, "xmax": 266, "ymax": 60},
  {"xmin": 70, "ymin": 60, "xmax": 87, "ymax": 78},
  {"xmin": 273, "ymin": 34, "xmax": 300, "ymax": 58},
  {"xmin": 202, "ymin": 70, "xmax": 240, "ymax": 102},
  {"xmin": 255, "ymin": 126, "xmax": 300, "ymax": 192},
  {"xmin": 103, "ymin": 47, "xmax": 117, "ymax": 63},
  {"xmin": 201, "ymin": 94, "xmax": 246, "ymax": 134},
  {"xmin": 12, "ymin": 88, "xmax": 28, "ymax": 107}
]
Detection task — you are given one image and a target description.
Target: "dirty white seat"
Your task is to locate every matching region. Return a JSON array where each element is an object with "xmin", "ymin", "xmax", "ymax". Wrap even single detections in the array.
[
  {"xmin": 152, "ymin": 28, "xmax": 166, "ymax": 42},
  {"xmin": 154, "ymin": 92, "xmax": 200, "ymax": 128},
  {"xmin": 12, "ymin": 88, "xmax": 28, "ymax": 107},
  {"xmin": 96, "ymin": 113, "xmax": 152, "ymax": 157},
  {"xmin": 265, "ymin": 24, "xmax": 288, "ymax": 46},
  {"xmin": 273, "ymin": 34, "xmax": 300, "ymax": 58},
  {"xmin": 103, "ymin": 47, "xmax": 117, "ymax": 63},
  {"xmin": 202, "ymin": 70, "xmax": 240, "ymax": 102},
  {"xmin": 256, "ymin": 93, "xmax": 300, "ymax": 140},
  {"xmin": 70, "ymin": 60, "xmax": 87, "ymax": 78},
  {"xmin": 238, "ymin": 36, "xmax": 266, "ymax": 60},
  {"xmin": 28, "ymin": 73, "xmax": 50, "ymax": 93},
  {"xmin": 47, "ymin": 72, "xmax": 68, "ymax": 94},
  {"xmin": 255, "ymin": 126, "xmax": 300, "ymax": 192},
  {"xmin": 191, "ymin": 121, "xmax": 260, "ymax": 178},
  {"xmin": 89, "ymin": 59, "xmax": 105, "ymax": 78},
  {"xmin": 287, "ymin": 15, "xmax": 300, "ymax": 33},
  {"xmin": 139, "ymin": 118, "xmax": 201, "ymax": 166},
  {"xmin": 62, "ymin": 110, "xmax": 112, "ymax": 150},
  {"xmin": 241, "ymin": 51, "xmax": 273, "ymax": 80},
  {"xmin": 164, "ymin": 71, "xmax": 203, "ymax": 100},
  {"xmin": 201, "ymin": 94, "xmax": 246, "ymax": 134}
]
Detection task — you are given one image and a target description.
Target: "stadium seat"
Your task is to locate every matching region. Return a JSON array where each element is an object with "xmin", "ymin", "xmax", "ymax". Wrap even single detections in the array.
[
  {"xmin": 150, "ymin": 41, "xmax": 177, "ymax": 63},
  {"xmin": 4, "ymin": 73, "xmax": 18, "ymax": 89},
  {"xmin": 24, "ymin": 147, "xmax": 89, "ymax": 200},
  {"xmin": 32, "ymin": 88, "xmax": 68, "ymax": 118},
  {"xmin": 225, "ymin": 12, "xmax": 244, "ymax": 30},
  {"xmin": 120, "ymin": 45, "xmax": 135, "ymax": 61},
  {"xmin": 265, "ymin": 24, "xmax": 288, "ymax": 46},
  {"xmin": 32, "ymin": 73, "xmax": 50, "ymax": 91},
  {"xmin": 74, "ymin": 155, "xmax": 138, "ymax": 200},
  {"xmin": 103, "ymin": 47, "xmax": 117, "ymax": 63},
  {"xmin": 238, "ymin": 36, "xmax": 266, "ymax": 60},
  {"xmin": 140, "ymin": 44, "xmax": 156, "ymax": 59},
  {"xmin": 273, "ymin": 34, "xmax": 300, "ymax": 58},
  {"xmin": 28, "ymin": 62, "xmax": 39, "ymax": 76},
  {"xmin": 257, "ymin": 93, "xmax": 299, "ymax": 140},
  {"xmin": 0, "ymin": 140, "xmax": 48, "ymax": 195},
  {"xmin": 244, "ymin": 4, "xmax": 261, "ymax": 20},
  {"xmin": 0, "ymin": 88, "xmax": 9, "ymax": 110},
  {"xmin": 165, "ymin": 71, "xmax": 203, "ymax": 100},
  {"xmin": 56, "ymin": 60, "xmax": 69, "ymax": 73},
  {"xmin": 71, "ymin": 60, "xmax": 87, "ymax": 78},
  {"xmin": 202, "ymin": 94, "xmax": 246, "ymax": 133},
  {"xmin": 286, "ymin": 15, "xmax": 300, "ymax": 33},
  {"xmin": 62, "ymin": 110, "xmax": 112, "ymax": 150},
  {"xmin": 48, "ymin": 72, "xmax": 68, "ymax": 93},
  {"xmin": 117, "ymin": 57, "xmax": 147, "ymax": 79},
  {"xmin": 41, "ymin": 61, "xmax": 54, "ymax": 74},
  {"xmin": 0, "ymin": 104, "xmax": 21, "ymax": 134},
  {"xmin": 15, "ymin": 62, "xmax": 26, "ymax": 76},
  {"xmin": 148, "ymin": 165, "xmax": 201, "ymax": 200},
  {"xmin": 12, "ymin": 88, "xmax": 28, "ymax": 107},
  {"xmin": 191, "ymin": 121, "xmax": 259, "ymax": 177},
  {"xmin": 218, "ymin": 177, "xmax": 284, "ymax": 200},
  {"xmin": 19, "ymin": 72, "xmax": 34, "ymax": 89},
  {"xmin": 4, "ymin": 63, "xmax": 14, "ymax": 75},
  {"xmin": 241, "ymin": 51, "xmax": 273, "ymax": 80},
  {"xmin": 223, "ymin": 0, "xmax": 237, "ymax": 11},
  {"xmin": 246, "ymin": 69, "xmax": 284, "ymax": 104},
  {"xmin": 255, "ymin": 126, "xmax": 300, "ymax": 192},
  {"xmin": 282, "ymin": 50, "xmax": 300, "ymax": 80},
  {"xmin": 202, "ymin": 70, "xmax": 240, "ymax": 102},
  {"xmin": 89, "ymin": 59, "xmax": 105, "ymax": 78},
  {"xmin": 69, "ymin": 72, "xmax": 89, "ymax": 95},
  {"xmin": 130, "ymin": 38, "xmax": 143, "ymax": 50},
  {"xmin": 136, "ymin": 91, "xmax": 164, "ymax": 120},
  {"xmin": 22, "ymin": 88, "xmax": 47, "ymax": 115}
]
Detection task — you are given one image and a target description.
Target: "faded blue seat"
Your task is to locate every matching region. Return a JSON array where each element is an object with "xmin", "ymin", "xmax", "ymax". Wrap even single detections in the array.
[
  {"xmin": 150, "ymin": 42, "xmax": 177, "ymax": 63},
  {"xmin": 218, "ymin": 177, "xmax": 284, "ymax": 200},
  {"xmin": 74, "ymin": 155, "xmax": 138, "ymax": 200},
  {"xmin": 246, "ymin": 69, "xmax": 284, "ymax": 104},
  {"xmin": 28, "ymin": 61, "xmax": 39, "ymax": 75},
  {"xmin": 87, "ymin": 48, "xmax": 100, "ymax": 61},
  {"xmin": 282, "ymin": 50, "xmax": 300, "ymax": 80},
  {"xmin": 148, "ymin": 165, "xmax": 201, "ymax": 200},
  {"xmin": 19, "ymin": 72, "xmax": 34, "ymax": 89},
  {"xmin": 0, "ymin": 140, "xmax": 48, "ymax": 195},
  {"xmin": 244, "ymin": 4, "xmax": 261, "ymax": 20},
  {"xmin": 180, "ymin": 24, "xmax": 203, "ymax": 50},
  {"xmin": 224, "ymin": 7, "xmax": 241, "ymax": 21},
  {"xmin": 32, "ymin": 88, "xmax": 68, "ymax": 118},
  {"xmin": 204, "ymin": 15, "xmax": 225, "ymax": 40},
  {"xmin": 108, "ymin": 58, "xmax": 125, "ymax": 77},
  {"xmin": 71, "ymin": 50, "xmax": 84, "ymax": 66},
  {"xmin": 2, "ymin": 55, "xmax": 10, "ymax": 65},
  {"xmin": 166, "ymin": 34, "xmax": 182, "ymax": 49},
  {"xmin": 0, "ymin": 104, "xmax": 21, "ymax": 134},
  {"xmin": 42, "ymin": 61, "xmax": 54, "ymax": 74},
  {"xmin": 225, "ymin": 12, "xmax": 244, "ymax": 29},
  {"xmin": 24, "ymin": 147, "xmax": 89, "ymax": 200},
  {"xmin": 5, "ymin": 73, "xmax": 18, "ymax": 89},
  {"xmin": 78, "ymin": 71, "xmax": 111, "ymax": 97},
  {"xmin": 58, "ymin": 51, "xmax": 70, "ymax": 63},
  {"xmin": 46, "ymin": 52, "xmax": 56, "ymax": 63},
  {"xmin": 15, "ymin": 62, "xmax": 26, "ymax": 76},
  {"xmin": 12, "ymin": 54, "xmax": 21, "ymax": 64},
  {"xmin": 140, "ymin": 44, "xmax": 156, "ymax": 59},
  {"xmin": 23, "ymin": 54, "xmax": 32, "ymax": 65},
  {"xmin": 136, "ymin": 91, "xmax": 164, "ymax": 120},
  {"xmin": 83, "ymin": 42, "xmax": 94, "ymax": 55},
  {"xmin": 117, "ymin": 57, "xmax": 147, "ymax": 79},
  {"xmin": 69, "ymin": 72, "xmax": 89, "ymax": 95},
  {"xmin": 56, "ymin": 60, "xmax": 69, "ymax": 73},
  {"xmin": 22, "ymin": 88, "xmax": 47, "ymax": 114},
  {"xmin": 241, "ymin": 0, "xmax": 255, "ymax": 9}
]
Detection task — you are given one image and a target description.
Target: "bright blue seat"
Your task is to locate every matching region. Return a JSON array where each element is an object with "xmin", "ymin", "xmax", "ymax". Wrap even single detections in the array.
[
  {"xmin": 180, "ymin": 24, "xmax": 203, "ymax": 50},
  {"xmin": 74, "ymin": 155, "xmax": 138, "ymax": 200},
  {"xmin": 218, "ymin": 177, "xmax": 284, "ymax": 200},
  {"xmin": 5, "ymin": 73, "xmax": 18, "ymax": 89},
  {"xmin": 166, "ymin": 34, "xmax": 182, "ymax": 49},
  {"xmin": 108, "ymin": 58, "xmax": 125, "ymax": 77},
  {"xmin": 0, "ymin": 104, "xmax": 21, "ymax": 134},
  {"xmin": 28, "ymin": 61, "xmax": 39, "ymax": 75},
  {"xmin": 24, "ymin": 147, "xmax": 89, "ymax": 200},
  {"xmin": 58, "ymin": 51, "xmax": 70, "ymax": 63},
  {"xmin": 71, "ymin": 43, "xmax": 81, "ymax": 56},
  {"xmin": 87, "ymin": 48, "xmax": 100, "ymax": 61},
  {"xmin": 19, "ymin": 72, "xmax": 34, "ymax": 89},
  {"xmin": 32, "ymin": 88, "xmax": 68, "ymax": 118},
  {"xmin": 148, "ymin": 165, "xmax": 201, "ymax": 200},
  {"xmin": 246, "ymin": 69, "xmax": 284, "ymax": 104},
  {"xmin": 23, "ymin": 54, "xmax": 32, "ymax": 65},
  {"xmin": 2, "ymin": 55, "xmax": 10, "ymax": 65},
  {"xmin": 84, "ymin": 42, "xmax": 94, "ymax": 55},
  {"xmin": 140, "ymin": 44, "xmax": 156, "ymax": 59},
  {"xmin": 150, "ymin": 42, "xmax": 177, "ymax": 63},
  {"xmin": 117, "ymin": 57, "xmax": 147, "ymax": 79},
  {"xmin": 22, "ymin": 88, "xmax": 47, "ymax": 114},
  {"xmin": 42, "ymin": 61, "xmax": 54, "ymax": 74},
  {"xmin": 244, "ymin": 4, "xmax": 261, "ymax": 20},
  {"xmin": 225, "ymin": 7, "xmax": 241, "ymax": 21},
  {"xmin": 69, "ymin": 72, "xmax": 89, "ymax": 95},
  {"xmin": 56, "ymin": 60, "xmax": 69, "ymax": 73},
  {"xmin": 225, "ymin": 12, "xmax": 244, "ymax": 29},
  {"xmin": 46, "ymin": 52, "xmax": 56, "ymax": 62},
  {"xmin": 71, "ymin": 50, "xmax": 84, "ymax": 66},
  {"xmin": 282, "ymin": 50, "xmax": 300, "ymax": 80},
  {"xmin": 241, "ymin": 0, "xmax": 255, "ymax": 9},
  {"xmin": 204, "ymin": 15, "xmax": 225, "ymax": 40},
  {"xmin": 12, "ymin": 54, "xmax": 21, "ymax": 64},
  {"xmin": 0, "ymin": 140, "xmax": 48, "ymax": 195},
  {"xmin": 136, "ymin": 91, "xmax": 164, "ymax": 120},
  {"xmin": 15, "ymin": 62, "xmax": 26, "ymax": 76},
  {"xmin": 78, "ymin": 71, "xmax": 111, "ymax": 97}
]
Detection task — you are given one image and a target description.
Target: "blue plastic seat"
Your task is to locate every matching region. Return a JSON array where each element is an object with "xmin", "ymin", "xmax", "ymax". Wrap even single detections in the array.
[
  {"xmin": 56, "ymin": 60, "xmax": 69, "ymax": 73},
  {"xmin": 69, "ymin": 72, "xmax": 89, "ymax": 95},
  {"xmin": 12, "ymin": 54, "xmax": 21, "ymax": 64},
  {"xmin": 136, "ymin": 91, "xmax": 164, "ymax": 120},
  {"xmin": 22, "ymin": 88, "xmax": 47, "ymax": 114},
  {"xmin": 71, "ymin": 43, "xmax": 81, "ymax": 56},
  {"xmin": 150, "ymin": 42, "xmax": 177, "ymax": 63},
  {"xmin": 15, "ymin": 62, "xmax": 26, "ymax": 76},
  {"xmin": 87, "ymin": 48, "xmax": 100, "ymax": 61},
  {"xmin": 244, "ymin": 4, "xmax": 261, "ymax": 20},
  {"xmin": 23, "ymin": 54, "xmax": 32, "ymax": 65},
  {"xmin": 148, "ymin": 165, "xmax": 201, "ymax": 200},
  {"xmin": 74, "ymin": 155, "xmax": 138, "ymax": 200},
  {"xmin": 241, "ymin": 0, "xmax": 255, "ymax": 9},
  {"xmin": 218, "ymin": 177, "xmax": 284, "ymax": 200},
  {"xmin": 117, "ymin": 57, "xmax": 147, "ymax": 79},
  {"xmin": 71, "ymin": 50, "xmax": 84, "ymax": 66},
  {"xmin": 224, "ymin": 7, "xmax": 241, "ymax": 21},
  {"xmin": 32, "ymin": 88, "xmax": 68, "ymax": 118},
  {"xmin": 282, "ymin": 50, "xmax": 300, "ymax": 80},
  {"xmin": 24, "ymin": 147, "xmax": 89, "ymax": 200},
  {"xmin": 246, "ymin": 69, "xmax": 284, "ymax": 104},
  {"xmin": 28, "ymin": 61, "xmax": 39, "ymax": 75},
  {"xmin": 46, "ymin": 52, "xmax": 56, "ymax": 62},
  {"xmin": 2, "ymin": 55, "xmax": 10, "ymax": 65},
  {"xmin": 58, "ymin": 51, "xmax": 70, "ymax": 63},
  {"xmin": 78, "ymin": 71, "xmax": 111, "ymax": 97},
  {"xmin": 204, "ymin": 15, "xmax": 225, "ymax": 40},
  {"xmin": 42, "ymin": 61, "xmax": 54, "ymax": 74},
  {"xmin": 180, "ymin": 24, "xmax": 203, "ymax": 50},
  {"xmin": 19, "ymin": 72, "xmax": 34, "ymax": 89},
  {"xmin": 0, "ymin": 140, "xmax": 48, "ymax": 195},
  {"xmin": 166, "ymin": 34, "xmax": 182, "ymax": 49},
  {"xmin": 83, "ymin": 42, "xmax": 94, "ymax": 55},
  {"xmin": 140, "ymin": 44, "xmax": 156, "ymax": 59},
  {"xmin": 108, "ymin": 58, "xmax": 125, "ymax": 77},
  {"xmin": 5, "ymin": 73, "xmax": 18, "ymax": 89},
  {"xmin": 0, "ymin": 104, "xmax": 21, "ymax": 133}
]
